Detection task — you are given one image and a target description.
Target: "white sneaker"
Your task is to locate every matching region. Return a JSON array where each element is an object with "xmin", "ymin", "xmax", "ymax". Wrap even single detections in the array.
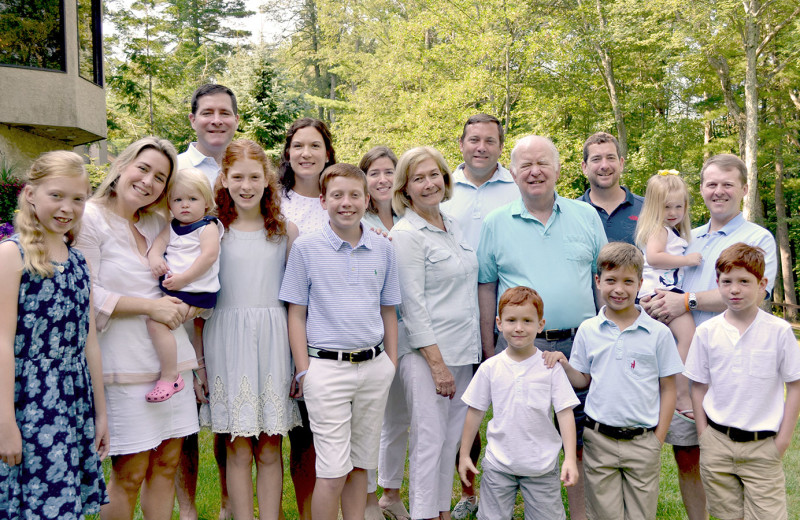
[{"xmin": 452, "ymin": 497, "xmax": 478, "ymax": 519}]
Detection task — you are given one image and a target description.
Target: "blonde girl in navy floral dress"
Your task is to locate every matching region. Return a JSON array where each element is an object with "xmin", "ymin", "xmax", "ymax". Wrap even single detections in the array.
[{"xmin": 0, "ymin": 151, "xmax": 109, "ymax": 520}]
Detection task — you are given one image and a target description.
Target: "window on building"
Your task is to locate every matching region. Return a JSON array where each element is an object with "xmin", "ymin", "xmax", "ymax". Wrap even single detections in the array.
[
  {"xmin": 0, "ymin": 0, "xmax": 65, "ymax": 71},
  {"xmin": 77, "ymin": 0, "xmax": 103, "ymax": 85}
]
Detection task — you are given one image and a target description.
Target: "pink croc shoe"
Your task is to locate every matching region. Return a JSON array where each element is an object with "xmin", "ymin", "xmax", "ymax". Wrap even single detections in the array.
[{"xmin": 145, "ymin": 374, "xmax": 185, "ymax": 402}]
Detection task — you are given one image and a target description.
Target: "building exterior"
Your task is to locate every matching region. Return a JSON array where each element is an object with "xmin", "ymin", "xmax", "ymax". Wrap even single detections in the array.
[{"xmin": 0, "ymin": 0, "xmax": 106, "ymax": 170}]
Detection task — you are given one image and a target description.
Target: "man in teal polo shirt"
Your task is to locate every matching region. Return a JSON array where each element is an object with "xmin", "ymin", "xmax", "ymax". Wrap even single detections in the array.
[{"xmin": 477, "ymin": 135, "xmax": 606, "ymax": 520}]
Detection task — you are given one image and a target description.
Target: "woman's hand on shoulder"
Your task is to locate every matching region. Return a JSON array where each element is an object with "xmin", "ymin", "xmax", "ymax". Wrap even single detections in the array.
[
  {"xmin": 148, "ymin": 296, "xmax": 186, "ymax": 329},
  {"xmin": 0, "ymin": 420, "xmax": 23, "ymax": 466}
]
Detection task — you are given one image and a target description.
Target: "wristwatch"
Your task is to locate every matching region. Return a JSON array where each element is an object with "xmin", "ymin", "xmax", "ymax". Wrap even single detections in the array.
[{"xmin": 687, "ymin": 292, "xmax": 698, "ymax": 310}]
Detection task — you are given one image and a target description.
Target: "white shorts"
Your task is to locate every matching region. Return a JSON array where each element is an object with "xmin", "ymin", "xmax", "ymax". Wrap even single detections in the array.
[
  {"xmin": 303, "ymin": 352, "xmax": 396, "ymax": 478},
  {"xmin": 105, "ymin": 369, "xmax": 200, "ymax": 456}
]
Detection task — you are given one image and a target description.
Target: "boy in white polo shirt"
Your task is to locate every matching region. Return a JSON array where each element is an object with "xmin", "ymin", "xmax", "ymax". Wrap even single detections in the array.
[
  {"xmin": 545, "ymin": 242, "xmax": 683, "ymax": 519},
  {"xmin": 458, "ymin": 286, "xmax": 579, "ymax": 520},
  {"xmin": 280, "ymin": 163, "xmax": 401, "ymax": 520},
  {"xmin": 686, "ymin": 243, "xmax": 800, "ymax": 520}
]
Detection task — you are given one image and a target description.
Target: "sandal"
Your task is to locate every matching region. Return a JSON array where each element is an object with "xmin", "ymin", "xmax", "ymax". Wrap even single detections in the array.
[{"xmin": 146, "ymin": 374, "xmax": 185, "ymax": 402}]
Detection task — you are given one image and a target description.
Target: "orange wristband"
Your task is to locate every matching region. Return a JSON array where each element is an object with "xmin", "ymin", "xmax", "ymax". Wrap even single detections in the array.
[{"xmin": 684, "ymin": 293, "xmax": 690, "ymax": 312}]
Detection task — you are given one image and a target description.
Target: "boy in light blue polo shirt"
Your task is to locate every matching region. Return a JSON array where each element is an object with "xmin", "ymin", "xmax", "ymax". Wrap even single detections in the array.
[
  {"xmin": 280, "ymin": 163, "xmax": 401, "ymax": 520},
  {"xmin": 545, "ymin": 242, "xmax": 682, "ymax": 519}
]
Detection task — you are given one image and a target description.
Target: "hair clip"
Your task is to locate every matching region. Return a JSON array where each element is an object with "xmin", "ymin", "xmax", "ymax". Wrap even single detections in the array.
[{"xmin": 657, "ymin": 169, "xmax": 680, "ymax": 176}]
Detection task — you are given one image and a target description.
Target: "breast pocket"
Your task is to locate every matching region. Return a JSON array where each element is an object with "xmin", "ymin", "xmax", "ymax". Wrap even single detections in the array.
[
  {"xmin": 749, "ymin": 349, "xmax": 777, "ymax": 379},
  {"xmin": 425, "ymin": 247, "xmax": 455, "ymax": 279},
  {"xmin": 563, "ymin": 234, "xmax": 593, "ymax": 264},
  {"xmin": 525, "ymin": 382, "xmax": 553, "ymax": 413},
  {"xmin": 625, "ymin": 352, "xmax": 656, "ymax": 380}
]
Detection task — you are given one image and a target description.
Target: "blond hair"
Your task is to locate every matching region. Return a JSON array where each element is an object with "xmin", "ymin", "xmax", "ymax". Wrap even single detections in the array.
[
  {"xmin": 635, "ymin": 173, "xmax": 692, "ymax": 249},
  {"xmin": 392, "ymin": 146, "xmax": 452, "ymax": 216},
  {"xmin": 92, "ymin": 137, "xmax": 178, "ymax": 220},
  {"xmin": 14, "ymin": 151, "xmax": 88, "ymax": 277},
  {"xmin": 169, "ymin": 168, "xmax": 215, "ymax": 214}
]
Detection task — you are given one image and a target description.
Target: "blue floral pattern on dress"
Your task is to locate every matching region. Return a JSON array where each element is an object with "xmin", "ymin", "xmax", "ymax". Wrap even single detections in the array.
[{"xmin": 0, "ymin": 236, "xmax": 107, "ymax": 519}]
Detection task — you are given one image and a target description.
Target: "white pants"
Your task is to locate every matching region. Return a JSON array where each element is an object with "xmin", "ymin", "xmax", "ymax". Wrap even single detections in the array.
[
  {"xmin": 399, "ymin": 351, "xmax": 472, "ymax": 519},
  {"xmin": 377, "ymin": 368, "xmax": 411, "ymax": 491}
]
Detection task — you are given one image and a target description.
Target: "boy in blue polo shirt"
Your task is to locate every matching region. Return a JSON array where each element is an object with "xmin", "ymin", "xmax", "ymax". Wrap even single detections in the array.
[
  {"xmin": 279, "ymin": 163, "xmax": 401, "ymax": 520},
  {"xmin": 545, "ymin": 242, "xmax": 682, "ymax": 519}
]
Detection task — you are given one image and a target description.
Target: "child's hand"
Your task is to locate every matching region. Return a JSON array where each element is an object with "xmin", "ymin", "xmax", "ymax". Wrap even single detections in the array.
[
  {"xmin": 149, "ymin": 257, "xmax": 169, "ymax": 279},
  {"xmin": 94, "ymin": 413, "xmax": 110, "ymax": 461},
  {"xmin": 290, "ymin": 371, "xmax": 306, "ymax": 399},
  {"xmin": 162, "ymin": 271, "xmax": 188, "ymax": 291},
  {"xmin": 685, "ymin": 252, "xmax": 702, "ymax": 266},
  {"xmin": 458, "ymin": 453, "xmax": 479, "ymax": 486},
  {"xmin": 0, "ymin": 421, "xmax": 23, "ymax": 466},
  {"xmin": 560, "ymin": 457, "xmax": 579, "ymax": 487},
  {"xmin": 543, "ymin": 351, "xmax": 566, "ymax": 369}
]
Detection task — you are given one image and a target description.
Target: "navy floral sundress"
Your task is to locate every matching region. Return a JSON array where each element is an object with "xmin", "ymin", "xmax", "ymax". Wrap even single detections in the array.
[{"xmin": 0, "ymin": 236, "xmax": 107, "ymax": 519}]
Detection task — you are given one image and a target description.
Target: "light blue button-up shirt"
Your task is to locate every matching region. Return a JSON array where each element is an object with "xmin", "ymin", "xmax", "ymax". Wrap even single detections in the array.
[
  {"xmin": 178, "ymin": 143, "xmax": 222, "ymax": 187},
  {"xmin": 441, "ymin": 164, "xmax": 520, "ymax": 250},
  {"xmin": 390, "ymin": 209, "xmax": 481, "ymax": 366},
  {"xmin": 280, "ymin": 222, "xmax": 401, "ymax": 351},
  {"xmin": 682, "ymin": 213, "xmax": 777, "ymax": 325},
  {"xmin": 569, "ymin": 307, "xmax": 684, "ymax": 428},
  {"xmin": 477, "ymin": 196, "xmax": 607, "ymax": 330}
]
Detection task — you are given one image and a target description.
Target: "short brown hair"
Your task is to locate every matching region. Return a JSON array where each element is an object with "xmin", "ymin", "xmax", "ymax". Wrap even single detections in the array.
[
  {"xmin": 582, "ymin": 132, "xmax": 622, "ymax": 162},
  {"xmin": 700, "ymin": 154, "xmax": 747, "ymax": 186},
  {"xmin": 498, "ymin": 286, "xmax": 544, "ymax": 320},
  {"xmin": 319, "ymin": 163, "xmax": 368, "ymax": 196},
  {"xmin": 596, "ymin": 242, "xmax": 644, "ymax": 279},
  {"xmin": 359, "ymin": 146, "xmax": 398, "ymax": 215},
  {"xmin": 460, "ymin": 113, "xmax": 504, "ymax": 146},
  {"xmin": 715, "ymin": 243, "xmax": 765, "ymax": 280}
]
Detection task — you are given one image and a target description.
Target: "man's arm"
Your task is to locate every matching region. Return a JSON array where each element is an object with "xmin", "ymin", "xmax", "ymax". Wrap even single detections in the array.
[
  {"xmin": 641, "ymin": 288, "xmax": 725, "ymax": 324},
  {"xmin": 478, "ymin": 282, "xmax": 498, "ymax": 360},
  {"xmin": 655, "ymin": 375, "xmax": 676, "ymax": 442}
]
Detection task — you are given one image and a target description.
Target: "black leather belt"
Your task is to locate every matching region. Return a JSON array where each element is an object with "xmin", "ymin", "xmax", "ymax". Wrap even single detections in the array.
[
  {"xmin": 707, "ymin": 417, "xmax": 776, "ymax": 443},
  {"xmin": 539, "ymin": 328, "xmax": 578, "ymax": 341},
  {"xmin": 585, "ymin": 416, "xmax": 655, "ymax": 440},
  {"xmin": 307, "ymin": 343, "xmax": 384, "ymax": 363}
]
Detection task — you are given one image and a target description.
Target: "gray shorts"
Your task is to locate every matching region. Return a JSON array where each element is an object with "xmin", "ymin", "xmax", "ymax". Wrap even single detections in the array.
[
  {"xmin": 477, "ymin": 458, "xmax": 565, "ymax": 520},
  {"xmin": 664, "ymin": 410, "xmax": 698, "ymax": 447}
]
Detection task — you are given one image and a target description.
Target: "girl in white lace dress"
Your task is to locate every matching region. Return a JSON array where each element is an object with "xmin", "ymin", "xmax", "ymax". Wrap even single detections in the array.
[{"xmin": 201, "ymin": 140, "xmax": 301, "ymax": 520}]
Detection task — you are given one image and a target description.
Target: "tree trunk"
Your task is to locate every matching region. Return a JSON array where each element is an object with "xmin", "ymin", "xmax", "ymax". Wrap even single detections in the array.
[
  {"xmin": 742, "ymin": 0, "xmax": 762, "ymax": 224},
  {"xmin": 774, "ymin": 117, "xmax": 797, "ymax": 320}
]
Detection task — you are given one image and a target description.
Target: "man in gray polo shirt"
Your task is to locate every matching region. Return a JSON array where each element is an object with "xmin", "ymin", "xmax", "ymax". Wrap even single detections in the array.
[{"xmin": 578, "ymin": 132, "xmax": 644, "ymax": 245}]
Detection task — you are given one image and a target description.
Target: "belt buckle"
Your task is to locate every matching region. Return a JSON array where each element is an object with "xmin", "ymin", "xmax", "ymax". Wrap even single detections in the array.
[
  {"xmin": 544, "ymin": 329, "xmax": 558, "ymax": 341},
  {"xmin": 350, "ymin": 352, "xmax": 359, "ymax": 364}
]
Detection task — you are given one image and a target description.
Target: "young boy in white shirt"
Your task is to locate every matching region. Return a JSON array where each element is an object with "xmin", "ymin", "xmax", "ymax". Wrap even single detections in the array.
[
  {"xmin": 545, "ymin": 242, "xmax": 683, "ymax": 519},
  {"xmin": 686, "ymin": 242, "xmax": 800, "ymax": 520},
  {"xmin": 458, "ymin": 286, "xmax": 579, "ymax": 520}
]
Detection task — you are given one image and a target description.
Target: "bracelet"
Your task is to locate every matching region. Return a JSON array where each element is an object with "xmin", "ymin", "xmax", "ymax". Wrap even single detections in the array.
[
  {"xmin": 295, "ymin": 370, "xmax": 308, "ymax": 383},
  {"xmin": 684, "ymin": 293, "xmax": 690, "ymax": 312}
]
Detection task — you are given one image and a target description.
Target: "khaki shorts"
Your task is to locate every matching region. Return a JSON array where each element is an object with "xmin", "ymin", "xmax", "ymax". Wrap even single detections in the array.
[
  {"xmin": 698, "ymin": 427, "xmax": 786, "ymax": 520},
  {"xmin": 583, "ymin": 427, "xmax": 662, "ymax": 520}
]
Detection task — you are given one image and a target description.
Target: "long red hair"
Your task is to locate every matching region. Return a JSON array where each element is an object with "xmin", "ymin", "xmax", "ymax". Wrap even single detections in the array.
[{"xmin": 216, "ymin": 140, "xmax": 287, "ymax": 239}]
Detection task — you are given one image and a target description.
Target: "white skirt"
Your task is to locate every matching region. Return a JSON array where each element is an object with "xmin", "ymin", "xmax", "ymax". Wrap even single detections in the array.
[{"xmin": 105, "ymin": 369, "xmax": 200, "ymax": 456}]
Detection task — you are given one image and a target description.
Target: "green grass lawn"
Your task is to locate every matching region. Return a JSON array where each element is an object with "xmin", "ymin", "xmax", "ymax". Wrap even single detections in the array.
[{"xmin": 101, "ymin": 412, "xmax": 800, "ymax": 520}]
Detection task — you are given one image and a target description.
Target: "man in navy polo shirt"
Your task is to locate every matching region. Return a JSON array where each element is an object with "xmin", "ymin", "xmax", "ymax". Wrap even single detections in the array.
[{"xmin": 578, "ymin": 132, "xmax": 643, "ymax": 245}]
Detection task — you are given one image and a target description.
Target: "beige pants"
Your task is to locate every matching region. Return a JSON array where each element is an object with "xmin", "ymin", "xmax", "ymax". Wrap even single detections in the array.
[
  {"xmin": 583, "ymin": 426, "xmax": 662, "ymax": 520},
  {"xmin": 699, "ymin": 426, "xmax": 787, "ymax": 520}
]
